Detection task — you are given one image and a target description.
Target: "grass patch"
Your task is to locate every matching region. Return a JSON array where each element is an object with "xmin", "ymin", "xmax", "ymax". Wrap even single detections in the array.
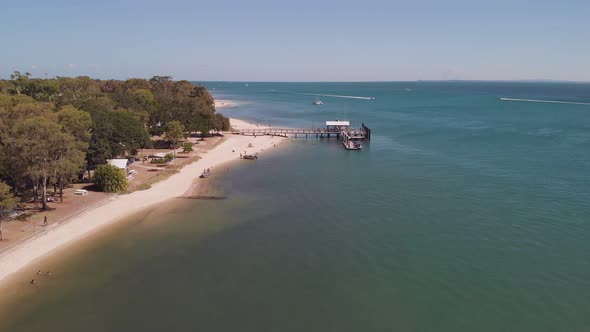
[
  {"xmin": 136, "ymin": 183, "xmax": 152, "ymax": 191},
  {"xmin": 128, "ymin": 170, "xmax": 179, "ymax": 193},
  {"xmin": 208, "ymin": 137, "xmax": 227, "ymax": 150},
  {"xmin": 126, "ymin": 137, "xmax": 222, "ymax": 193}
]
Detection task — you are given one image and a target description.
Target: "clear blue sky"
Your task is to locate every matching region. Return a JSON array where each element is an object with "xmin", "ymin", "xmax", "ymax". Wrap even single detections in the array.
[{"xmin": 1, "ymin": 0, "xmax": 589, "ymax": 81}]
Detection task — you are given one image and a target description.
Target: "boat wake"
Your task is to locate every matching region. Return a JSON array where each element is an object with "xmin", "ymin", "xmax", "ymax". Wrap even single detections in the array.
[
  {"xmin": 500, "ymin": 97, "xmax": 590, "ymax": 106},
  {"xmin": 297, "ymin": 92, "xmax": 374, "ymax": 100}
]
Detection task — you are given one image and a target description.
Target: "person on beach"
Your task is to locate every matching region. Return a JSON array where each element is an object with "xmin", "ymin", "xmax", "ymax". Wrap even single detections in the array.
[
  {"xmin": 45, "ymin": 271, "xmax": 51, "ymax": 277},
  {"xmin": 30, "ymin": 279, "xmax": 36, "ymax": 284},
  {"xmin": 43, "ymin": 216, "xmax": 48, "ymax": 227}
]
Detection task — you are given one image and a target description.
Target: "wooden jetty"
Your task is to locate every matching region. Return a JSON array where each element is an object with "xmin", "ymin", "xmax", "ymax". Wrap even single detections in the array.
[{"xmin": 232, "ymin": 121, "xmax": 371, "ymax": 150}]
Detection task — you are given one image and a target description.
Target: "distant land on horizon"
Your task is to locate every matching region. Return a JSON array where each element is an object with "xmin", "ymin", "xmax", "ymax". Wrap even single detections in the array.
[
  {"xmin": 195, "ymin": 79, "xmax": 590, "ymax": 84},
  {"xmin": 1, "ymin": 72, "xmax": 588, "ymax": 84}
]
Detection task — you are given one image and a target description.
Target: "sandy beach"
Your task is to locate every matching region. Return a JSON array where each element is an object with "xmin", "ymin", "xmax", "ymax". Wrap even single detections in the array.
[{"xmin": 0, "ymin": 118, "xmax": 286, "ymax": 284}]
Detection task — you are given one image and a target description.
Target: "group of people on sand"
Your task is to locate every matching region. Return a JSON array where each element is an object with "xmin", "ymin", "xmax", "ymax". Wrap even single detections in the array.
[
  {"xmin": 29, "ymin": 216, "xmax": 52, "ymax": 284},
  {"xmin": 30, "ymin": 270, "xmax": 51, "ymax": 284}
]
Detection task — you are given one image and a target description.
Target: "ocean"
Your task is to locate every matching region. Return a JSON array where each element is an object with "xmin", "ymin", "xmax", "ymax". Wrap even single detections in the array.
[{"xmin": 1, "ymin": 81, "xmax": 589, "ymax": 331}]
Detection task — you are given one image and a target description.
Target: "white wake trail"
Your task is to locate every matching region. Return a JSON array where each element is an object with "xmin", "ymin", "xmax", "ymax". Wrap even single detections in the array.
[
  {"xmin": 500, "ymin": 97, "xmax": 590, "ymax": 106},
  {"xmin": 297, "ymin": 92, "xmax": 374, "ymax": 100}
]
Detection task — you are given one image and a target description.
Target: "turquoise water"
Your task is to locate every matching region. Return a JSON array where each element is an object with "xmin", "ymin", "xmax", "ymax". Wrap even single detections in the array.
[{"xmin": 1, "ymin": 82, "xmax": 590, "ymax": 331}]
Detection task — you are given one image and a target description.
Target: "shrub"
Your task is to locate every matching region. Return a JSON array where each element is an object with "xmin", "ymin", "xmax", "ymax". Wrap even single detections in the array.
[
  {"xmin": 151, "ymin": 158, "xmax": 166, "ymax": 164},
  {"xmin": 165, "ymin": 153, "xmax": 174, "ymax": 162},
  {"xmin": 94, "ymin": 164, "xmax": 128, "ymax": 193},
  {"xmin": 182, "ymin": 142, "xmax": 193, "ymax": 153}
]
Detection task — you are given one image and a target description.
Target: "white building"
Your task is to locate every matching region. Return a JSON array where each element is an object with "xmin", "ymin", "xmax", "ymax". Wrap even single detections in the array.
[
  {"xmin": 106, "ymin": 159, "xmax": 129, "ymax": 175},
  {"xmin": 326, "ymin": 120, "xmax": 350, "ymax": 131}
]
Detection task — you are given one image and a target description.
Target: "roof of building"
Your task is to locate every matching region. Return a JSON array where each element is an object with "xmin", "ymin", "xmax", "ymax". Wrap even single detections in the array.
[
  {"xmin": 107, "ymin": 159, "xmax": 129, "ymax": 169},
  {"xmin": 326, "ymin": 121, "xmax": 350, "ymax": 126}
]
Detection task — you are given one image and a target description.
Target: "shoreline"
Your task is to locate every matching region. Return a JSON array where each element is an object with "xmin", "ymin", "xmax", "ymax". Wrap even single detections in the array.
[
  {"xmin": 0, "ymin": 118, "xmax": 287, "ymax": 284},
  {"xmin": 214, "ymin": 99, "xmax": 239, "ymax": 109}
]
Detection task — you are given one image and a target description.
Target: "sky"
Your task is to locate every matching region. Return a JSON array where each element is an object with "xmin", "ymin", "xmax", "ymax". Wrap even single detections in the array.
[{"xmin": 1, "ymin": 0, "xmax": 589, "ymax": 81}]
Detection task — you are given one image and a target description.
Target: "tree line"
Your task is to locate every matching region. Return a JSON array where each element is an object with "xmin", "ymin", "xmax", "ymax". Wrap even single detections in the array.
[{"xmin": 0, "ymin": 72, "xmax": 230, "ymax": 213}]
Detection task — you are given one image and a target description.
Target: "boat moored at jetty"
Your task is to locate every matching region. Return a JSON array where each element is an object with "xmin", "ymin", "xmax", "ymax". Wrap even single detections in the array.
[{"xmin": 343, "ymin": 140, "xmax": 362, "ymax": 150}]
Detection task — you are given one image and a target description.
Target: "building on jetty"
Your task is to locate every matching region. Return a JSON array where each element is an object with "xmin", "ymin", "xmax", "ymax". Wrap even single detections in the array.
[{"xmin": 231, "ymin": 120, "xmax": 371, "ymax": 150}]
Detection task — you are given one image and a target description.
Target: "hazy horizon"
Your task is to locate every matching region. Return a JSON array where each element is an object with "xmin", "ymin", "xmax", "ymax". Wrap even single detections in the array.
[{"xmin": 2, "ymin": 0, "xmax": 589, "ymax": 82}]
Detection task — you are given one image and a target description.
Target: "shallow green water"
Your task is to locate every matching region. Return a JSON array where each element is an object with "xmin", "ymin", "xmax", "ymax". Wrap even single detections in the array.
[{"xmin": 1, "ymin": 82, "xmax": 590, "ymax": 331}]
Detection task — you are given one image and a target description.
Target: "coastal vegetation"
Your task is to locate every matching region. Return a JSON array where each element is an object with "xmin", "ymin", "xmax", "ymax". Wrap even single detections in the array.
[
  {"xmin": 0, "ymin": 182, "xmax": 17, "ymax": 240},
  {"xmin": 0, "ymin": 72, "xmax": 229, "ymax": 209},
  {"xmin": 165, "ymin": 120, "xmax": 185, "ymax": 158},
  {"xmin": 182, "ymin": 142, "xmax": 194, "ymax": 153},
  {"xmin": 93, "ymin": 165, "xmax": 128, "ymax": 193}
]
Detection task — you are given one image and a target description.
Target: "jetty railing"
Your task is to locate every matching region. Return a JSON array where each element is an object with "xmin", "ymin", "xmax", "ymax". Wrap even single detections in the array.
[
  {"xmin": 231, "ymin": 128, "xmax": 342, "ymax": 135},
  {"xmin": 231, "ymin": 125, "xmax": 372, "ymax": 148}
]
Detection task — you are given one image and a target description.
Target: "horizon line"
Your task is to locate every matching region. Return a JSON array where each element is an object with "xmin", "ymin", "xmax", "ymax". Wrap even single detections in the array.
[
  {"xmin": 2, "ymin": 74, "xmax": 589, "ymax": 84},
  {"xmin": 193, "ymin": 79, "xmax": 590, "ymax": 84}
]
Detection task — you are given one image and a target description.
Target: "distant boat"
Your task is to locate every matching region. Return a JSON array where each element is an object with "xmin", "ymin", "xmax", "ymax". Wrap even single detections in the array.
[{"xmin": 313, "ymin": 98, "xmax": 324, "ymax": 105}]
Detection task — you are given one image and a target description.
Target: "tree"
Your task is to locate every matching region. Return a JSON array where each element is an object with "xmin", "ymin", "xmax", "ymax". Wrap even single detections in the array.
[
  {"xmin": 8, "ymin": 71, "xmax": 31, "ymax": 95},
  {"xmin": 53, "ymin": 143, "xmax": 86, "ymax": 202},
  {"xmin": 57, "ymin": 106, "xmax": 92, "ymax": 142},
  {"xmin": 211, "ymin": 113, "xmax": 231, "ymax": 132},
  {"xmin": 166, "ymin": 120, "xmax": 184, "ymax": 158},
  {"xmin": 85, "ymin": 107, "xmax": 151, "ymax": 171},
  {"xmin": 0, "ymin": 102, "xmax": 53, "ymax": 195},
  {"xmin": 0, "ymin": 182, "xmax": 17, "ymax": 241},
  {"xmin": 109, "ymin": 110, "xmax": 152, "ymax": 155},
  {"xmin": 14, "ymin": 116, "xmax": 81, "ymax": 210},
  {"xmin": 93, "ymin": 164, "xmax": 128, "ymax": 193},
  {"xmin": 55, "ymin": 76, "xmax": 101, "ymax": 107},
  {"xmin": 54, "ymin": 106, "xmax": 91, "ymax": 201}
]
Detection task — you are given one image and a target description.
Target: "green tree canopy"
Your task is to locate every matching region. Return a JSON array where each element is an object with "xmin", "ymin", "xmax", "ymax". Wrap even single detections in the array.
[
  {"xmin": 166, "ymin": 120, "xmax": 185, "ymax": 158},
  {"xmin": 94, "ymin": 164, "xmax": 128, "ymax": 193},
  {"xmin": 0, "ymin": 74, "xmax": 229, "ymax": 201},
  {"xmin": 14, "ymin": 116, "xmax": 81, "ymax": 209},
  {"xmin": 57, "ymin": 105, "xmax": 93, "ymax": 143},
  {"xmin": 0, "ymin": 181, "xmax": 17, "ymax": 241}
]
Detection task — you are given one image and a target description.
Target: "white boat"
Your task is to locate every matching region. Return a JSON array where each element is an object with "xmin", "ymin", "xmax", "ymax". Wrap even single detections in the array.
[
  {"xmin": 343, "ymin": 140, "xmax": 362, "ymax": 150},
  {"xmin": 313, "ymin": 98, "xmax": 324, "ymax": 105}
]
